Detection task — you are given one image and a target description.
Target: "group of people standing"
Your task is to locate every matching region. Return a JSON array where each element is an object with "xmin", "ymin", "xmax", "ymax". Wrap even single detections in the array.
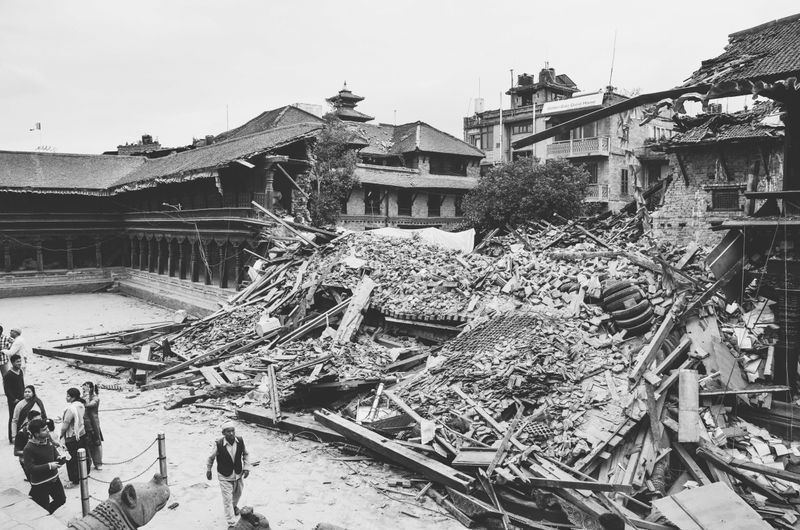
[{"xmin": 2, "ymin": 326, "xmax": 104, "ymax": 515}]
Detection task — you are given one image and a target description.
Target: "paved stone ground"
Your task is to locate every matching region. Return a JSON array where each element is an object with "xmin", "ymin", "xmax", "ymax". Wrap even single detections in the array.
[{"xmin": 0, "ymin": 488, "xmax": 69, "ymax": 529}]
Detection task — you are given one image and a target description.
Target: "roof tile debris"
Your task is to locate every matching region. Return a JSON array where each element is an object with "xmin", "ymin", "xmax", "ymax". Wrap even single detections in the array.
[
  {"xmin": 667, "ymin": 102, "xmax": 784, "ymax": 146},
  {"xmin": 685, "ymin": 13, "xmax": 800, "ymax": 86}
]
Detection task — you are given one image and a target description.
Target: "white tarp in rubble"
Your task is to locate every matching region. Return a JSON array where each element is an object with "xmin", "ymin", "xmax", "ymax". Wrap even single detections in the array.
[{"xmin": 369, "ymin": 227, "xmax": 475, "ymax": 253}]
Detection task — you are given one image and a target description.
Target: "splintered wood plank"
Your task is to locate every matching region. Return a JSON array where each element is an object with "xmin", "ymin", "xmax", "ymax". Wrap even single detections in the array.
[
  {"xmin": 33, "ymin": 347, "xmax": 164, "ymax": 371},
  {"xmin": 678, "ymin": 369, "xmax": 701, "ymax": 443},
  {"xmin": 314, "ymin": 409, "xmax": 474, "ymax": 492},
  {"xmin": 199, "ymin": 366, "xmax": 225, "ymax": 386},
  {"xmin": 334, "ymin": 276, "xmax": 376, "ymax": 343},
  {"xmin": 652, "ymin": 482, "xmax": 772, "ymax": 530}
]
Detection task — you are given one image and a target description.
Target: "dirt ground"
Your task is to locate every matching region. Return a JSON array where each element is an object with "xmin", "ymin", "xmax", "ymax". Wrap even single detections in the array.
[{"xmin": 0, "ymin": 293, "xmax": 461, "ymax": 530}]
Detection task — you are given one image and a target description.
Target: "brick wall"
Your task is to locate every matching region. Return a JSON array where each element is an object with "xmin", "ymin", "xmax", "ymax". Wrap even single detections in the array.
[{"xmin": 651, "ymin": 142, "xmax": 783, "ymax": 246}]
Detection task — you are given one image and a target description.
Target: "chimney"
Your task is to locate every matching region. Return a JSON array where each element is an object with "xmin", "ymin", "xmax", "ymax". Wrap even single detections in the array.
[
  {"xmin": 539, "ymin": 67, "xmax": 555, "ymax": 84},
  {"xmin": 142, "ymin": 134, "xmax": 153, "ymax": 144},
  {"xmin": 205, "ymin": 135, "xmax": 214, "ymax": 145}
]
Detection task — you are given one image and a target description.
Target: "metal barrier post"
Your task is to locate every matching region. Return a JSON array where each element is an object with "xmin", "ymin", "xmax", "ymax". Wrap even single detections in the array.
[
  {"xmin": 157, "ymin": 432, "xmax": 168, "ymax": 484},
  {"xmin": 78, "ymin": 448, "xmax": 91, "ymax": 516}
]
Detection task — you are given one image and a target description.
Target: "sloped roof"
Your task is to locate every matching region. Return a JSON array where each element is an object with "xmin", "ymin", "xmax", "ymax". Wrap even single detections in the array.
[
  {"xmin": 333, "ymin": 107, "xmax": 375, "ymax": 122},
  {"xmin": 111, "ymin": 122, "xmax": 322, "ymax": 190},
  {"xmin": 355, "ymin": 164, "xmax": 478, "ymax": 190},
  {"xmin": 0, "ymin": 122, "xmax": 321, "ymax": 194},
  {"xmin": 349, "ymin": 121, "xmax": 484, "ymax": 159},
  {"xmin": 0, "ymin": 151, "xmax": 145, "ymax": 193},
  {"xmin": 667, "ymin": 103, "xmax": 783, "ymax": 147},
  {"xmin": 214, "ymin": 105, "xmax": 323, "ymax": 143},
  {"xmin": 685, "ymin": 13, "xmax": 800, "ymax": 86}
]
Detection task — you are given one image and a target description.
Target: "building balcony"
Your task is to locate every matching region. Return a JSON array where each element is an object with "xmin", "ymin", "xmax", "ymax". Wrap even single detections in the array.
[
  {"xmin": 464, "ymin": 104, "xmax": 541, "ymax": 129},
  {"xmin": 546, "ymin": 136, "xmax": 610, "ymax": 158},
  {"xmin": 585, "ymin": 184, "xmax": 610, "ymax": 202}
]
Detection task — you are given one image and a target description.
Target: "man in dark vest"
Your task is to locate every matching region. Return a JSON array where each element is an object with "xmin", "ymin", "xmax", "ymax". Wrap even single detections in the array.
[{"xmin": 207, "ymin": 422, "xmax": 251, "ymax": 528}]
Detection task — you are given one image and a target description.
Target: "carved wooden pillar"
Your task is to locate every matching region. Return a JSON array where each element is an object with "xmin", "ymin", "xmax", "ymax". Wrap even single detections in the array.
[
  {"xmin": 167, "ymin": 239, "xmax": 175, "ymax": 277},
  {"xmin": 218, "ymin": 242, "xmax": 226, "ymax": 288},
  {"xmin": 202, "ymin": 241, "xmax": 211, "ymax": 285},
  {"xmin": 95, "ymin": 238, "xmax": 102, "ymax": 268},
  {"xmin": 138, "ymin": 238, "xmax": 145, "ymax": 270},
  {"xmin": 129, "ymin": 237, "xmax": 136, "ymax": 269},
  {"xmin": 156, "ymin": 238, "xmax": 164, "ymax": 274},
  {"xmin": 66, "ymin": 238, "xmax": 74, "ymax": 270},
  {"xmin": 177, "ymin": 240, "xmax": 185, "ymax": 279},
  {"xmin": 190, "ymin": 240, "xmax": 198, "ymax": 282},
  {"xmin": 3, "ymin": 241, "xmax": 11, "ymax": 272},
  {"xmin": 147, "ymin": 239, "xmax": 155, "ymax": 272},
  {"xmin": 35, "ymin": 240, "xmax": 44, "ymax": 271},
  {"xmin": 234, "ymin": 243, "xmax": 242, "ymax": 289}
]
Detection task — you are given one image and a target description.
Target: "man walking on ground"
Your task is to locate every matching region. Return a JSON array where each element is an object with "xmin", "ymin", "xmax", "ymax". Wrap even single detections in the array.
[
  {"xmin": 23, "ymin": 417, "xmax": 67, "ymax": 514},
  {"xmin": 3, "ymin": 328, "xmax": 31, "ymax": 369},
  {"xmin": 207, "ymin": 422, "xmax": 251, "ymax": 528},
  {"xmin": 4, "ymin": 354, "xmax": 25, "ymax": 444}
]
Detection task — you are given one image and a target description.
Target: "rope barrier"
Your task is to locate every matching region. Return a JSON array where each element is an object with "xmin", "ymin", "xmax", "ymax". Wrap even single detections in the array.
[
  {"xmin": 102, "ymin": 438, "xmax": 158, "ymax": 466},
  {"xmin": 88, "ymin": 459, "xmax": 159, "ymax": 484}
]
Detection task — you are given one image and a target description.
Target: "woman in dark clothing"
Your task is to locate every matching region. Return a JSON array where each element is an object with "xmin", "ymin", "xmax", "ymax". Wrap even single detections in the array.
[
  {"xmin": 82, "ymin": 381, "xmax": 103, "ymax": 469},
  {"xmin": 14, "ymin": 409, "xmax": 41, "ymax": 478},
  {"xmin": 11, "ymin": 385, "xmax": 47, "ymax": 444}
]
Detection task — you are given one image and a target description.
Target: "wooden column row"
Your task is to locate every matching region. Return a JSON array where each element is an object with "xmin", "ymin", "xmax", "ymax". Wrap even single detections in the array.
[{"xmin": 127, "ymin": 235, "xmax": 246, "ymax": 289}]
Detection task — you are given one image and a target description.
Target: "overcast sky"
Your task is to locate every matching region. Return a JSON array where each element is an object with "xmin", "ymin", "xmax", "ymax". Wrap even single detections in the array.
[{"xmin": 1, "ymin": 1, "xmax": 798, "ymax": 154}]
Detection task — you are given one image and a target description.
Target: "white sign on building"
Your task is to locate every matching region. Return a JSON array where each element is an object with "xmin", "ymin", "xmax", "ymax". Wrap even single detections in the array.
[{"xmin": 541, "ymin": 92, "xmax": 604, "ymax": 116}]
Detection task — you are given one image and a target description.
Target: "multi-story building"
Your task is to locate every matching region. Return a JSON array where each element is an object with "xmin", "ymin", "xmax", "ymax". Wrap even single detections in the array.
[
  {"xmin": 326, "ymin": 85, "xmax": 484, "ymax": 230},
  {"xmin": 465, "ymin": 66, "xmax": 674, "ymax": 211}
]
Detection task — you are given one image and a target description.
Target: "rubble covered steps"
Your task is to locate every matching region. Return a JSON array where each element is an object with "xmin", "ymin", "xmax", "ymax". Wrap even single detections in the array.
[{"xmin": 116, "ymin": 269, "xmax": 235, "ymax": 316}]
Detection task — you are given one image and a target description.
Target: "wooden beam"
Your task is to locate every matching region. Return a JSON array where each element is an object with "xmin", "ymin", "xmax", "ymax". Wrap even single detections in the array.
[
  {"xmin": 476, "ymin": 469, "xmax": 510, "ymax": 530},
  {"xmin": 678, "ymin": 369, "xmax": 700, "ymax": 443},
  {"xmin": 524, "ymin": 477, "xmax": 634, "ymax": 494},
  {"xmin": 251, "ymin": 201, "xmax": 319, "ymax": 248},
  {"xmin": 33, "ymin": 347, "xmax": 164, "ymax": 371},
  {"xmin": 425, "ymin": 489, "xmax": 475, "ymax": 528},
  {"xmin": 314, "ymin": 409, "xmax": 474, "ymax": 492},
  {"xmin": 695, "ymin": 447, "xmax": 787, "ymax": 504},
  {"xmin": 334, "ymin": 276, "xmax": 375, "ymax": 343},
  {"xmin": 675, "ymin": 152, "xmax": 689, "ymax": 186},
  {"xmin": 630, "ymin": 311, "xmax": 677, "ymax": 382},
  {"xmin": 384, "ymin": 390, "xmax": 435, "ymax": 444},
  {"xmin": 671, "ymin": 441, "xmax": 712, "ymax": 485},
  {"xmin": 237, "ymin": 407, "xmax": 345, "ymax": 443},
  {"xmin": 487, "ymin": 403, "xmax": 524, "ymax": 476},
  {"xmin": 152, "ymin": 333, "xmax": 257, "ymax": 379},
  {"xmin": 274, "ymin": 163, "xmax": 309, "ymax": 200},
  {"xmin": 699, "ymin": 385, "xmax": 790, "ymax": 397}
]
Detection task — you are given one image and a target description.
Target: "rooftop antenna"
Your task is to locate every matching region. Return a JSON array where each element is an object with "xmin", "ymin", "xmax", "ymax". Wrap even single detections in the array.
[
  {"xmin": 607, "ymin": 30, "xmax": 618, "ymax": 88},
  {"xmin": 394, "ymin": 109, "xmax": 397, "ymax": 125},
  {"xmin": 226, "ymin": 104, "xmax": 229, "ymax": 131}
]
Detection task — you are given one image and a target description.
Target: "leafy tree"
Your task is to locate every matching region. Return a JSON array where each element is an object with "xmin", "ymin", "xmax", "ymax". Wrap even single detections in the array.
[
  {"xmin": 307, "ymin": 114, "xmax": 359, "ymax": 227},
  {"xmin": 463, "ymin": 158, "xmax": 590, "ymax": 229}
]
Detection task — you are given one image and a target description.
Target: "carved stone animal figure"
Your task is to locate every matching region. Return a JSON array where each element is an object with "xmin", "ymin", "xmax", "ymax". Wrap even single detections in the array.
[
  {"xmin": 68, "ymin": 473, "xmax": 170, "ymax": 530},
  {"xmin": 229, "ymin": 506, "xmax": 271, "ymax": 529}
]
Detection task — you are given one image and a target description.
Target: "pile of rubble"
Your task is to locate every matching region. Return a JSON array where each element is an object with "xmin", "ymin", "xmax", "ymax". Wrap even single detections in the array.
[{"xmin": 36, "ymin": 213, "xmax": 800, "ymax": 530}]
